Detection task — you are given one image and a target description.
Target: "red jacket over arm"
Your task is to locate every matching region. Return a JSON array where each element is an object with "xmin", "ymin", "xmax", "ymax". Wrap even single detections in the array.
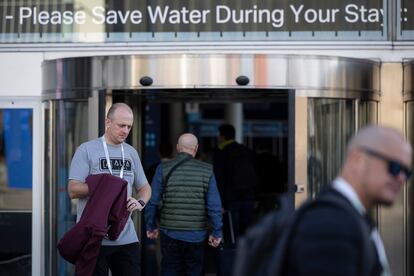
[{"xmin": 57, "ymin": 173, "xmax": 129, "ymax": 276}]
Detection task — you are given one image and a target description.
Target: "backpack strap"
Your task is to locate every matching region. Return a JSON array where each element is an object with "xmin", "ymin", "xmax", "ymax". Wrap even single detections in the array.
[
  {"xmin": 310, "ymin": 193, "xmax": 375, "ymax": 276},
  {"xmin": 266, "ymin": 193, "xmax": 375, "ymax": 276},
  {"xmin": 162, "ymin": 155, "xmax": 192, "ymax": 198}
]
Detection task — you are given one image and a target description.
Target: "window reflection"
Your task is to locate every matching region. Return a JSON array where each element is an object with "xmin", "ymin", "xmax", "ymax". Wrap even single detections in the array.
[
  {"xmin": 399, "ymin": 0, "xmax": 414, "ymax": 40},
  {"xmin": 307, "ymin": 99, "xmax": 355, "ymax": 197},
  {"xmin": 0, "ymin": 108, "xmax": 33, "ymax": 276},
  {"xmin": 0, "ymin": 109, "xmax": 33, "ymax": 210},
  {"xmin": 307, "ymin": 99, "xmax": 378, "ymax": 198},
  {"xmin": 359, "ymin": 101, "xmax": 378, "ymax": 128},
  {"xmin": 45, "ymin": 101, "xmax": 88, "ymax": 276}
]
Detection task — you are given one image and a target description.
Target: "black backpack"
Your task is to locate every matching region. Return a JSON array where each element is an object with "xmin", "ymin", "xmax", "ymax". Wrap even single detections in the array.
[{"xmin": 232, "ymin": 193, "xmax": 375, "ymax": 276}]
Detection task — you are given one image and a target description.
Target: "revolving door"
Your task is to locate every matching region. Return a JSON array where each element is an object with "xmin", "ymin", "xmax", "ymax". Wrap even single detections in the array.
[{"xmin": 42, "ymin": 54, "xmax": 379, "ymax": 275}]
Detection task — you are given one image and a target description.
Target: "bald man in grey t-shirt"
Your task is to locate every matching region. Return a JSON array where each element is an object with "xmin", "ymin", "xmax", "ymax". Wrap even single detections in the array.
[{"xmin": 68, "ymin": 103, "xmax": 151, "ymax": 276}]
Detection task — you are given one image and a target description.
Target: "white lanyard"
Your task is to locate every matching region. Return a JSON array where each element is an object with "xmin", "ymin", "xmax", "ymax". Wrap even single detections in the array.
[{"xmin": 101, "ymin": 136, "xmax": 125, "ymax": 179}]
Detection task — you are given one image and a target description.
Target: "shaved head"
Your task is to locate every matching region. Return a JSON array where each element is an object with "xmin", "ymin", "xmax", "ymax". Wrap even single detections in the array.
[
  {"xmin": 341, "ymin": 125, "xmax": 412, "ymax": 209},
  {"xmin": 104, "ymin": 103, "xmax": 134, "ymax": 145},
  {"xmin": 347, "ymin": 125, "xmax": 410, "ymax": 156},
  {"xmin": 177, "ymin": 133, "xmax": 199, "ymax": 156},
  {"xmin": 107, "ymin": 103, "xmax": 133, "ymax": 120}
]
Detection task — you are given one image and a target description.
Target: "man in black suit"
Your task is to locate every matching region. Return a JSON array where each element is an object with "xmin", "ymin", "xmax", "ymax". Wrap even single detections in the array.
[{"xmin": 284, "ymin": 125, "xmax": 412, "ymax": 276}]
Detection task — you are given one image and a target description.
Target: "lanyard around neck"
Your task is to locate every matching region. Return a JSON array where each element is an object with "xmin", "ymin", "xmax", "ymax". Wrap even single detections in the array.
[{"xmin": 101, "ymin": 136, "xmax": 125, "ymax": 179}]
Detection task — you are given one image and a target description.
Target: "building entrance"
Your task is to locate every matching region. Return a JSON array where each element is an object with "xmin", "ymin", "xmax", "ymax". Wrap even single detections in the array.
[
  {"xmin": 112, "ymin": 88, "xmax": 292, "ymax": 275},
  {"xmin": 115, "ymin": 89, "xmax": 291, "ymax": 197},
  {"xmin": 42, "ymin": 54, "xmax": 379, "ymax": 275}
]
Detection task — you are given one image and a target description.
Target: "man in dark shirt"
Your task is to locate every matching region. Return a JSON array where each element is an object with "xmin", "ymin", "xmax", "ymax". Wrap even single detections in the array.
[{"xmin": 213, "ymin": 123, "xmax": 257, "ymax": 239}]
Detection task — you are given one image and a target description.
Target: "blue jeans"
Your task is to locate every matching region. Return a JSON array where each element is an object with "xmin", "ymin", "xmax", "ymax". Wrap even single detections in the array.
[{"xmin": 160, "ymin": 232, "xmax": 205, "ymax": 276}]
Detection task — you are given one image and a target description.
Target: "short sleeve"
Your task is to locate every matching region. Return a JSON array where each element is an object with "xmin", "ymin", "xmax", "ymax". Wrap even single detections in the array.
[
  {"xmin": 68, "ymin": 144, "xmax": 90, "ymax": 182},
  {"xmin": 133, "ymin": 150, "xmax": 148, "ymax": 189}
]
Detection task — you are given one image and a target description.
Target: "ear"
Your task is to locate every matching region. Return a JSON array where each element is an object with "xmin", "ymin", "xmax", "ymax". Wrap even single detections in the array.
[
  {"xmin": 104, "ymin": 118, "xmax": 111, "ymax": 130},
  {"xmin": 348, "ymin": 149, "xmax": 365, "ymax": 168}
]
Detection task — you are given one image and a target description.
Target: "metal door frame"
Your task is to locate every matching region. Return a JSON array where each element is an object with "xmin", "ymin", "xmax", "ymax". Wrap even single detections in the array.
[{"xmin": 0, "ymin": 97, "xmax": 44, "ymax": 276}]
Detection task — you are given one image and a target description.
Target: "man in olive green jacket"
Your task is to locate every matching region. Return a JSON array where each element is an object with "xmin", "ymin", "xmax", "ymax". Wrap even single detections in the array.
[{"xmin": 145, "ymin": 133, "xmax": 223, "ymax": 276}]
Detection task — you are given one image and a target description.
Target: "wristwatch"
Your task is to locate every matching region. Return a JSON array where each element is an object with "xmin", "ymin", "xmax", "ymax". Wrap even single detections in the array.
[{"xmin": 138, "ymin": 199, "xmax": 146, "ymax": 208}]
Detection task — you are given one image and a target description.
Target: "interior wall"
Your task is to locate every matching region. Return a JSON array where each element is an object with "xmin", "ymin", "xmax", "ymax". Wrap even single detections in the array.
[{"xmin": 378, "ymin": 62, "xmax": 406, "ymax": 276}]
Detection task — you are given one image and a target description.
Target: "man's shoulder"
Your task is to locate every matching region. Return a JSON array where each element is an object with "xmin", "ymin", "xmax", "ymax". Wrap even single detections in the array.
[
  {"xmin": 224, "ymin": 141, "xmax": 241, "ymax": 150},
  {"xmin": 316, "ymin": 187, "xmax": 356, "ymax": 213},
  {"xmin": 298, "ymin": 189, "xmax": 362, "ymax": 231},
  {"xmin": 226, "ymin": 141, "xmax": 253, "ymax": 155},
  {"xmin": 162, "ymin": 157, "xmax": 176, "ymax": 167},
  {"xmin": 192, "ymin": 158, "xmax": 213, "ymax": 170},
  {"xmin": 122, "ymin": 142, "xmax": 138, "ymax": 155},
  {"xmin": 163, "ymin": 156, "xmax": 213, "ymax": 171},
  {"xmin": 76, "ymin": 138, "xmax": 101, "ymax": 151}
]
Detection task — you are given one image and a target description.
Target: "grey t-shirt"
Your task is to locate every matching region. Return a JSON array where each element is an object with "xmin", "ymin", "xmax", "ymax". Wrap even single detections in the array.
[{"xmin": 69, "ymin": 137, "xmax": 148, "ymax": 246}]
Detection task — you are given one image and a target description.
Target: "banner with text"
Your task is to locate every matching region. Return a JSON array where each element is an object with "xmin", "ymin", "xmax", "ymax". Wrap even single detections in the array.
[{"xmin": 0, "ymin": 0, "xmax": 391, "ymax": 42}]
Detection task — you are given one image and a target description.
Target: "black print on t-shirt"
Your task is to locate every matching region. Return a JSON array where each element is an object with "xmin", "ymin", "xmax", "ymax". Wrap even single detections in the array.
[{"xmin": 100, "ymin": 158, "xmax": 132, "ymax": 171}]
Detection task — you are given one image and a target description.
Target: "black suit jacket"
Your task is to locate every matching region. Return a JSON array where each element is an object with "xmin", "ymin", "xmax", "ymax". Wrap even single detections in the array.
[
  {"xmin": 284, "ymin": 187, "xmax": 383, "ymax": 276},
  {"xmin": 212, "ymin": 141, "xmax": 256, "ymax": 203}
]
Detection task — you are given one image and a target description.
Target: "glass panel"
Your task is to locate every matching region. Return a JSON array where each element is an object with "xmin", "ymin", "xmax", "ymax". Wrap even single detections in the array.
[
  {"xmin": 44, "ymin": 103, "xmax": 52, "ymax": 275},
  {"xmin": 45, "ymin": 101, "xmax": 88, "ymax": 276},
  {"xmin": 0, "ymin": 108, "xmax": 32, "ymax": 275},
  {"xmin": 138, "ymin": 98, "xmax": 289, "ymax": 275},
  {"xmin": 359, "ymin": 100, "xmax": 378, "ymax": 127},
  {"xmin": 307, "ymin": 99, "xmax": 355, "ymax": 197},
  {"xmin": 0, "ymin": 0, "xmax": 387, "ymax": 43},
  {"xmin": 358, "ymin": 100, "xmax": 380, "ymax": 223},
  {"xmin": 398, "ymin": 0, "xmax": 414, "ymax": 40},
  {"xmin": 307, "ymin": 99, "xmax": 378, "ymax": 198},
  {"xmin": 139, "ymin": 98, "xmax": 289, "ymax": 200},
  {"xmin": 406, "ymin": 101, "xmax": 414, "ymax": 276}
]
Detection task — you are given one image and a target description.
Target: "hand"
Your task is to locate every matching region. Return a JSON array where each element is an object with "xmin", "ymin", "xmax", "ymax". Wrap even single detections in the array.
[
  {"xmin": 146, "ymin": 229, "xmax": 159, "ymax": 240},
  {"xmin": 208, "ymin": 235, "xmax": 222, "ymax": 248},
  {"xmin": 126, "ymin": 197, "xmax": 144, "ymax": 212}
]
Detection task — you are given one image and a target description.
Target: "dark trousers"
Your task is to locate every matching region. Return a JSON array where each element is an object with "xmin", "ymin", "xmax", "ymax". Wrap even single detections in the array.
[
  {"xmin": 93, "ymin": 242, "xmax": 141, "ymax": 276},
  {"xmin": 160, "ymin": 232, "xmax": 205, "ymax": 276},
  {"xmin": 226, "ymin": 199, "xmax": 255, "ymax": 239}
]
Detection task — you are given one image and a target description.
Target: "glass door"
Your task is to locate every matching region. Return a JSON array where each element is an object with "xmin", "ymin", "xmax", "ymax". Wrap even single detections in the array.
[
  {"xmin": 0, "ymin": 99, "xmax": 42, "ymax": 276},
  {"xmin": 0, "ymin": 108, "xmax": 33, "ymax": 276},
  {"xmin": 294, "ymin": 97, "xmax": 378, "ymax": 206},
  {"xmin": 45, "ymin": 100, "xmax": 89, "ymax": 276},
  {"xmin": 114, "ymin": 88, "xmax": 294, "ymax": 276},
  {"xmin": 113, "ymin": 88, "xmax": 294, "ymax": 212}
]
